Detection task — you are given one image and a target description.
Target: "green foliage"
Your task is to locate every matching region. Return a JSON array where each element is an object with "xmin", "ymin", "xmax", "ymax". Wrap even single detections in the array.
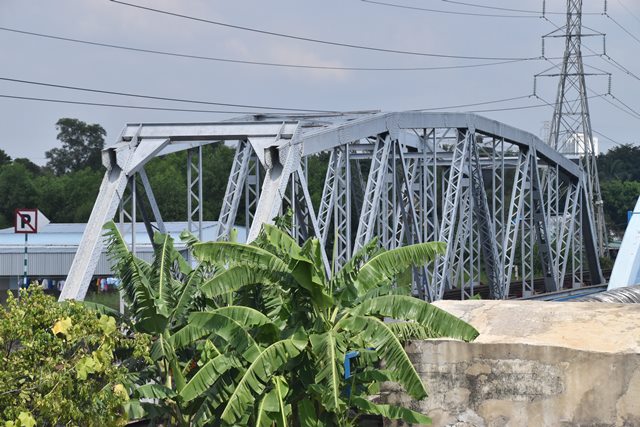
[
  {"xmin": 597, "ymin": 145, "xmax": 640, "ymax": 233},
  {"xmin": 0, "ymin": 149, "xmax": 11, "ymax": 168},
  {"xmin": 12, "ymin": 159, "xmax": 41, "ymax": 176},
  {"xmin": 35, "ymin": 167, "xmax": 104, "ymax": 223},
  {"xmin": 104, "ymin": 220, "xmax": 209, "ymax": 423},
  {"xmin": 598, "ymin": 144, "xmax": 640, "ymax": 182},
  {"xmin": 46, "ymin": 118, "xmax": 106, "ymax": 175},
  {"xmin": 107, "ymin": 219, "xmax": 478, "ymax": 426},
  {"xmin": 600, "ymin": 180, "xmax": 640, "ymax": 232},
  {"xmin": 305, "ymin": 153, "xmax": 330, "ymax": 209},
  {"xmin": 143, "ymin": 143, "xmax": 237, "ymax": 222},
  {"xmin": 0, "ymin": 287, "xmax": 150, "ymax": 425},
  {"xmin": 0, "ymin": 163, "xmax": 38, "ymax": 229}
]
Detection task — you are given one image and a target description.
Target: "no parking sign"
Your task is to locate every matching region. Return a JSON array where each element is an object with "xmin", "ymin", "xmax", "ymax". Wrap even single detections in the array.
[
  {"xmin": 14, "ymin": 209, "xmax": 49, "ymax": 233},
  {"xmin": 14, "ymin": 209, "xmax": 49, "ymax": 288}
]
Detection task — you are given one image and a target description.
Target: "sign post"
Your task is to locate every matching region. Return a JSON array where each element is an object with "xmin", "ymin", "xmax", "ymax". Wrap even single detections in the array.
[{"xmin": 14, "ymin": 209, "xmax": 50, "ymax": 288}]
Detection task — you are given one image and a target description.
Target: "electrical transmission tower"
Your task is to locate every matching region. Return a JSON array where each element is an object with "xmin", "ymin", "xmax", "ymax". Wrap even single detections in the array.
[{"xmin": 544, "ymin": 0, "xmax": 608, "ymax": 257}]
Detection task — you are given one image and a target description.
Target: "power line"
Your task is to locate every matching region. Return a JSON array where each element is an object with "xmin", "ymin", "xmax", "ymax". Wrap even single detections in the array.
[
  {"xmin": 541, "ymin": 16, "xmax": 640, "ymax": 82},
  {"xmin": 437, "ymin": 0, "xmax": 600, "ymax": 15},
  {"xmin": 534, "ymin": 90, "xmax": 640, "ymax": 132},
  {"xmin": 0, "ymin": 89, "xmax": 618, "ymax": 132},
  {"xmin": 0, "ymin": 93, "xmax": 277, "ymax": 114},
  {"xmin": 360, "ymin": 0, "xmax": 538, "ymax": 18},
  {"xmin": 617, "ymin": 0, "xmax": 640, "ymax": 26},
  {"xmin": 602, "ymin": 54, "xmax": 640, "ymax": 82},
  {"xmin": 449, "ymin": 94, "xmax": 602, "ymax": 114},
  {"xmin": 439, "ymin": 0, "xmax": 542, "ymax": 14},
  {"xmin": 605, "ymin": 13, "xmax": 640, "ymax": 47},
  {"xmin": 540, "ymin": 57, "xmax": 640, "ymax": 121},
  {"xmin": 413, "ymin": 94, "xmax": 533, "ymax": 111},
  {"xmin": 0, "ymin": 26, "xmax": 533, "ymax": 73},
  {"xmin": 593, "ymin": 129, "xmax": 626, "ymax": 147},
  {"xmin": 596, "ymin": 92, "xmax": 640, "ymax": 120},
  {"xmin": 0, "ymin": 76, "xmax": 340, "ymax": 113},
  {"xmin": 469, "ymin": 102, "xmax": 548, "ymax": 113},
  {"xmin": 109, "ymin": 0, "xmax": 537, "ymax": 61},
  {"xmin": 607, "ymin": 93, "xmax": 640, "ymax": 119},
  {"xmin": 533, "ymin": 92, "xmax": 604, "ymax": 109},
  {"xmin": 0, "ymin": 91, "xmax": 550, "ymax": 118}
]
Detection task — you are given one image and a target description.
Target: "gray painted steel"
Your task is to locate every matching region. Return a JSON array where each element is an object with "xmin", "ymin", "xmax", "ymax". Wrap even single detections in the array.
[{"xmin": 59, "ymin": 112, "xmax": 605, "ymax": 302}]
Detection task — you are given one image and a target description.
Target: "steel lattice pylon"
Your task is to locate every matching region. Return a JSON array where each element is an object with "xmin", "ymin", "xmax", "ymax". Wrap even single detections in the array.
[
  {"xmin": 59, "ymin": 112, "xmax": 605, "ymax": 302},
  {"xmin": 544, "ymin": 0, "xmax": 608, "ymax": 257}
]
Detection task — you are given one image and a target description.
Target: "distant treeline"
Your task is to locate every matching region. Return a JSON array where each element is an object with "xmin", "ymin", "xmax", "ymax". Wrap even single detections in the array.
[{"xmin": 0, "ymin": 118, "xmax": 637, "ymax": 235}]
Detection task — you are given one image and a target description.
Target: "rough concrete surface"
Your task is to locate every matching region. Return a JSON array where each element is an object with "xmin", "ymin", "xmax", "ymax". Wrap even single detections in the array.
[{"xmin": 381, "ymin": 300, "xmax": 640, "ymax": 427}]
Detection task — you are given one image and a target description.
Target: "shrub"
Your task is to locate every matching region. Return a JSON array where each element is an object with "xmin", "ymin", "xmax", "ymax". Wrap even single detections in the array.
[{"xmin": 0, "ymin": 287, "xmax": 150, "ymax": 426}]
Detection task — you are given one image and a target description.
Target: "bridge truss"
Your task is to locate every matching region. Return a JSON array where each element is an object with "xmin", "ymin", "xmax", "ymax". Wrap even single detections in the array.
[{"xmin": 59, "ymin": 112, "xmax": 604, "ymax": 302}]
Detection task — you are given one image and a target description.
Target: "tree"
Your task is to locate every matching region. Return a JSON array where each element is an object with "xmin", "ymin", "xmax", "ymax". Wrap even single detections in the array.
[
  {"xmin": 598, "ymin": 144, "xmax": 640, "ymax": 182},
  {"xmin": 144, "ymin": 154, "xmax": 188, "ymax": 221},
  {"xmin": 0, "ymin": 163, "xmax": 38, "ymax": 228},
  {"xmin": 46, "ymin": 118, "xmax": 106, "ymax": 175},
  {"xmin": 188, "ymin": 225, "xmax": 478, "ymax": 425},
  {"xmin": 0, "ymin": 149, "xmax": 11, "ymax": 169},
  {"xmin": 600, "ymin": 180, "xmax": 640, "ymax": 232},
  {"xmin": 13, "ymin": 158, "xmax": 42, "ymax": 176},
  {"xmin": 105, "ymin": 219, "xmax": 478, "ymax": 426},
  {"xmin": 0, "ymin": 287, "xmax": 150, "ymax": 425},
  {"xmin": 597, "ymin": 144, "xmax": 640, "ymax": 234}
]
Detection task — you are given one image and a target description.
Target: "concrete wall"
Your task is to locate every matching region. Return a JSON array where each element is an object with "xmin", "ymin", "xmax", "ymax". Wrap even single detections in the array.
[{"xmin": 381, "ymin": 300, "xmax": 640, "ymax": 427}]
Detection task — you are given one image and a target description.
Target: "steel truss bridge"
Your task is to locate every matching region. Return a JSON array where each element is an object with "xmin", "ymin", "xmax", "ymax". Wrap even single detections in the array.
[{"xmin": 59, "ymin": 112, "xmax": 604, "ymax": 302}]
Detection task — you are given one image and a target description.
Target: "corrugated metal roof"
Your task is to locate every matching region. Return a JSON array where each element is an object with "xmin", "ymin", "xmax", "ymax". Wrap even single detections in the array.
[
  {"xmin": 0, "ymin": 222, "xmax": 246, "ymax": 277},
  {"xmin": 0, "ymin": 222, "xmax": 234, "ymax": 249}
]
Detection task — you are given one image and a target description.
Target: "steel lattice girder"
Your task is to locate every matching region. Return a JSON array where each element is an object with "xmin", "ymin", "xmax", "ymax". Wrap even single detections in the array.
[{"xmin": 59, "ymin": 112, "xmax": 604, "ymax": 302}]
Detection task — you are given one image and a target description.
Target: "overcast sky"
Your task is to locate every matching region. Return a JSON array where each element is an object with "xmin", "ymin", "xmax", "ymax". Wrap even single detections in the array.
[{"xmin": 1, "ymin": 0, "xmax": 639, "ymax": 164}]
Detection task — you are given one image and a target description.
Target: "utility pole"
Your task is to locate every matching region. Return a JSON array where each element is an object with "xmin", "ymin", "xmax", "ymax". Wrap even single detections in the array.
[{"xmin": 545, "ymin": 0, "xmax": 608, "ymax": 257}]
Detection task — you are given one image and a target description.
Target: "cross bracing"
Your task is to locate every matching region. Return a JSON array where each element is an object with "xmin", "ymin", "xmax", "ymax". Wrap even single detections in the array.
[{"xmin": 58, "ymin": 112, "xmax": 604, "ymax": 302}]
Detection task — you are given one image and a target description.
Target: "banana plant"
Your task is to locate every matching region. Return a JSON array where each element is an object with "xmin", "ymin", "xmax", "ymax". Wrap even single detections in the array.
[
  {"xmin": 106, "ymin": 218, "xmax": 479, "ymax": 426},
  {"xmin": 105, "ymin": 221, "xmax": 285, "ymax": 425},
  {"xmin": 178, "ymin": 224, "xmax": 479, "ymax": 426},
  {"xmin": 103, "ymin": 221, "xmax": 210, "ymax": 424}
]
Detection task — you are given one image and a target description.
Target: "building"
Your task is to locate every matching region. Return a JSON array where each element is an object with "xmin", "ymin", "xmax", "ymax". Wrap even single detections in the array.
[
  {"xmin": 562, "ymin": 133, "xmax": 600, "ymax": 156},
  {"xmin": 0, "ymin": 222, "xmax": 246, "ymax": 291}
]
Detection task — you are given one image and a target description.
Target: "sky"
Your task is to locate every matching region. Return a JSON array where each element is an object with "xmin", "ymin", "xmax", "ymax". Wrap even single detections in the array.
[{"xmin": 0, "ymin": 0, "xmax": 639, "ymax": 165}]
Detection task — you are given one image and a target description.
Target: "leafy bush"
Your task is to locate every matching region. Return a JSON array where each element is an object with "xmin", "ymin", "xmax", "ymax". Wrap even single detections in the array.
[{"xmin": 0, "ymin": 287, "xmax": 150, "ymax": 426}]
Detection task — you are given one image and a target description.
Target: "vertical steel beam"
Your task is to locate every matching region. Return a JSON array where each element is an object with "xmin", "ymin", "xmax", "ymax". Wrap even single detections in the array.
[
  {"xmin": 353, "ymin": 135, "xmax": 392, "ymax": 251},
  {"xmin": 333, "ymin": 145, "xmax": 351, "ymax": 269},
  {"xmin": 520, "ymin": 170, "xmax": 534, "ymax": 295},
  {"xmin": 555, "ymin": 180, "xmax": 580, "ymax": 285},
  {"xmin": 469, "ymin": 136, "xmax": 503, "ymax": 299},
  {"xmin": 244, "ymin": 154, "xmax": 261, "ymax": 233},
  {"xmin": 294, "ymin": 166, "xmax": 331, "ymax": 275},
  {"xmin": 580, "ymin": 174, "xmax": 605, "ymax": 285},
  {"xmin": 187, "ymin": 147, "xmax": 203, "ymax": 240},
  {"xmin": 529, "ymin": 152, "xmax": 559, "ymax": 292},
  {"xmin": 435, "ymin": 129, "xmax": 470, "ymax": 299},
  {"xmin": 317, "ymin": 148, "xmax": 344, "ymax": 244},
  {"xmin": 217, "ymin": 140, "xmax": 252, "ymax": 241},
  {"xmin": 572, "ymin": 195, "xmax": 584, "ymax": 287},
  {"xmin": 501, "ymin": 149, "xmax": 532, "ymax": 298}
]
